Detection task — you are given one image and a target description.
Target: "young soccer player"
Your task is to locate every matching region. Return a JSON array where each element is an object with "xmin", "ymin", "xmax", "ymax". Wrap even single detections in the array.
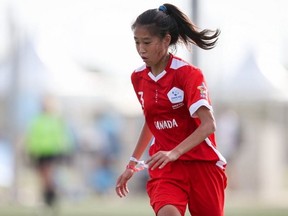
[{"xmin": 116, "ymin": 3, "xmax": 227, "ymax": 216}]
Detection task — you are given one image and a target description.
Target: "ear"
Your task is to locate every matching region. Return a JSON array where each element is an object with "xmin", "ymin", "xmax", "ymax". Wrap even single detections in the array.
[{"xmin": 164, "ymin": 34, "xmax": 171, "ymax": 46}]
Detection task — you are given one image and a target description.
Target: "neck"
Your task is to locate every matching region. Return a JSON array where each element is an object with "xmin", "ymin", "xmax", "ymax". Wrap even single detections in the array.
[{"xmin": 151, "ymin": 53, "xmax": 170, "ymax": 76}]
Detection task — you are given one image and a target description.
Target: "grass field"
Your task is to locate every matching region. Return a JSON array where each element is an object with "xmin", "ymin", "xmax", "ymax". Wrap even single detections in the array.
[{"xmin": 0, "ymin": 195, "xmax": 287, "ymax": 216}]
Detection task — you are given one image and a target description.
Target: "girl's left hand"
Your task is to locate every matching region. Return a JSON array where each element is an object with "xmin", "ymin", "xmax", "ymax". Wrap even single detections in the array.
[{"xmin": 145, "ymin": 150, "xmax": 181, "ymax": 170}]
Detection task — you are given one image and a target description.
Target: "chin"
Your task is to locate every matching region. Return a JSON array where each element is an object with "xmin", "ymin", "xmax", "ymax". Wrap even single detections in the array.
[{"xmin": 144, "ymin": 61, "xmax": 151, "ymax": 67}]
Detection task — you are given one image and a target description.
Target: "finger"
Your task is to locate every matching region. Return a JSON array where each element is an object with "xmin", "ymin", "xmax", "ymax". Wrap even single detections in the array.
[
  {"xmin": 116, "ymin": 182, "xmax": 129, "ymax": 197},
  {"xmin": 146, "ymin": 156, "xmax": 161, "ymax": 170},
  {"xmin": 116, "ymin": 186, "xmax": 122, "ymax": 197},
  {"xmin": 119, "ymin": 185, "xmax": 128, "ymax": 197},
  {"xmin": 116, "ymin": 182, "xmax": 123, "ymax": 197},
  {"xmin": 145, "ymin": 156, "xmax": 154, "ymax": 164},
  {"xmin": 151, "ymin": 159, "xmax": 163, "ymax": 170},
  {"xmin": 145, "ymin": 158, "xmax": 152, "ymax": 164},
  {"xmin": 146, "ymin": 152, "xmax": 160, "ymax": 164},
  {"xmin": 146, "ymin": 154, "xmax": 160, "ymax": 167},
  {"xmin": 119, "ymin": 188, "xmax": 125, "ymax": 197},
  {"xmin": 117, "ymin": 186, "xmax": 126, "ymax": 197},
  {"xmin": 116, "ymin": 178, "xmax": 125, "ymax": 197},
  {"xmin": 124, "ymin": 184, "xmax": 129, "ymax": 194},
  {"xmin": 159, "ymin": 160, "xmax": 167, "ymax": 169}
]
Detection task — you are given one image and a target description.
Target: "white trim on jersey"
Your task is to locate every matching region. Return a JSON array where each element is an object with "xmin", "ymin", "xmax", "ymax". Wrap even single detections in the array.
[
  {"xmin": 135, "ymin": 64, "xmax": 146, "ymax": 72},
  {"xmin": 170, "ymin": 58, "xmax": 188, "ymax": 70},
  {"xmin": 148, "ymin": 71, "xmax": 167, "ymax": 82},
  {"xmin": 204, "ymin": 138, "xmax": 227, "ymax": 169},
  {"xmin": 189, "ymin": 99, "xmax": 213, "ymax": 118}
]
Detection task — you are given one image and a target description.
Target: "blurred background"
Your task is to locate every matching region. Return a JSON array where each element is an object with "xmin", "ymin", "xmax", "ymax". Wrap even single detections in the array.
[{"xmin": 0, "ymin": 0, "xmax": 288, "ymax": 215}]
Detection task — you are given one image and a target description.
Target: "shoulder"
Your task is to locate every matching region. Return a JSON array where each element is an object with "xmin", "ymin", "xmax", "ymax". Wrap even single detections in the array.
[
  {"xmin": 170, "ymin": 55, "xmax": 189, "ymax": 70},
  {"xmin": 131, "ymin": 64, "xmax": 147, "ymax": 81},
  {"xmin": 170, "ymin": 55, "xmax": 203, "ymax": 78},
  {"xmin": 134, "ymin": 64, "xmax": 147, "ymax": 73}
]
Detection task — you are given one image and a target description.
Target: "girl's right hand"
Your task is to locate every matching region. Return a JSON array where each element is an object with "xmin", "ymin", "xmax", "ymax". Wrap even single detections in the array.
[{"xmin": 115, "ymin": 168, "xmax": 134, "ymax": 197}]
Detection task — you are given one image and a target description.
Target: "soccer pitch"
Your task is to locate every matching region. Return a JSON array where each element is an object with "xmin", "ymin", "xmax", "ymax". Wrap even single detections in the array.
[{"xmin": 0, "ymin": 196, "xmax": 287, "ymax": 216}]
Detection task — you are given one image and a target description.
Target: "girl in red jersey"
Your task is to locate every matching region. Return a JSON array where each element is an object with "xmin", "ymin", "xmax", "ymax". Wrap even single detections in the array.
[{"xmin": 116, "ymin": 3, "xmax": 227, "ymax": 216}]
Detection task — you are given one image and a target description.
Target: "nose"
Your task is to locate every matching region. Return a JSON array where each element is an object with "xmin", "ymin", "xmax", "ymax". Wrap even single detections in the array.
[{"xmin": 138, "ymin": 44, "xmax": 146, "ymax": 54}]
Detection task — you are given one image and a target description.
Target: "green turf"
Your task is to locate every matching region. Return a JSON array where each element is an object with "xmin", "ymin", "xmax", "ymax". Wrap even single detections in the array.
[{"xmin": 0, "ymin": 196, "xmax": 287, "ymax": 216}]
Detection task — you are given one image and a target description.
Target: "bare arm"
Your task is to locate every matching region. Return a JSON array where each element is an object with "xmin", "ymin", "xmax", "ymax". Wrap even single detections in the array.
[
  {"xmin": 129, "ymin": 121, "xmax": 153, "ymax": 165},
  {"xmin": 116, "ymin": 121, "xmax": 152, "ymax": 197},
  {"xmin": 173, "ymin": 106, "xmax": 216, "ymax": 156},
  {"xmin": 146, "ymin": 106, "xmax": 216, "ymax": 170}
]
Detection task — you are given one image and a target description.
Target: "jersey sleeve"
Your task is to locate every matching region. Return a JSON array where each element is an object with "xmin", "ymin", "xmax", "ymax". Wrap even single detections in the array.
[
  {"xmin": 131, "ymin": 72, "xmax": 144, "ymax": 111},
  {"xmin": 181, "ymin": 67, "xmax": 213, "ymax": 118}
]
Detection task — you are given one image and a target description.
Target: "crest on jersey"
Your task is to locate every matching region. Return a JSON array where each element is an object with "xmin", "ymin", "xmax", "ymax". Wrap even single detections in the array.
[
  {"xmin": 167, "ymin": 87, "xmax": 184, "ymax": 104},
  {"xmin": 197, "ymin": 82, "xmax": 208, "ymax": 99}
]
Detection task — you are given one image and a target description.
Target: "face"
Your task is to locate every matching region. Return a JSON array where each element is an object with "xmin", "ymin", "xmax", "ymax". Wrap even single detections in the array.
[{"xmin": 133, "ymin": 25, "xmax": 170, "ymax": 67}]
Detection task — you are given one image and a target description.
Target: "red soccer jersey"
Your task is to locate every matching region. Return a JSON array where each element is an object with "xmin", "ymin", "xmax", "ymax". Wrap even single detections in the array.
[{"xmin": 131, "ymin": 54, "xmax": 226, "ymax": 169}]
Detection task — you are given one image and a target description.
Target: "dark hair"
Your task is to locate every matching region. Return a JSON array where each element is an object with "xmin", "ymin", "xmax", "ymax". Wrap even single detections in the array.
[{"xmin": 131, "ymin": 3, "xmax": 220, "ymax": 50}]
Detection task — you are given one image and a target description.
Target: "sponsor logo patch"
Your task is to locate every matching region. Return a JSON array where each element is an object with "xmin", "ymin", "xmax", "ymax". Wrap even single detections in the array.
[{"xmin": 167, "ymin": 87, "xmax": 184, "ymax": 104}]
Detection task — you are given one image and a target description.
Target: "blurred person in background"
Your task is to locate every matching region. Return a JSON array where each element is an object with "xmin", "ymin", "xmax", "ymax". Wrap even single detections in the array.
[
  {"xmin": 89, "ymin": 111, "xmax": 122, "ymax": 195},
  {"xmin": 116, "ymin": 3, "xmax": 227, "ymax": 216},
  {"xmin": 216, "ymin": 108, "xmax": 242, "ymax": 190},
  {"xmin": 25, "ymin": 95, "xmax": 73, "ymax": 207}
]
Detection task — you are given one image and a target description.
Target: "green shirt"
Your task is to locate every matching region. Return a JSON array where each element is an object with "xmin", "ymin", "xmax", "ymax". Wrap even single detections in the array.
[{"xmin": 26, "ymin": 113, "xmax": 71, "ymax": 157}]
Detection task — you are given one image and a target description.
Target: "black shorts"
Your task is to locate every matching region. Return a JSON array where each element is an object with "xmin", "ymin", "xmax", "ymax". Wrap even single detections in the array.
[{"xmin": 31, "ymin": 154, "xmax": 63, "ymax": 167}]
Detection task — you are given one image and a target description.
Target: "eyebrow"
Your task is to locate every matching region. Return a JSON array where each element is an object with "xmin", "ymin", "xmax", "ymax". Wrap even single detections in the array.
[{"xmin": 134, "ymin": 36, "xmax": 152, "ymax": 41}]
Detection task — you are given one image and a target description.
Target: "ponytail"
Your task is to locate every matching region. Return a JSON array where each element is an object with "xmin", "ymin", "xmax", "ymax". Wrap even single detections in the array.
[
  {"xmin": 163, "ymin": 4, "xmax": 220, "ymax": 50},
  {"xmin": 132, "ymin": 3, "xmax": 220, "ymax": 50}
]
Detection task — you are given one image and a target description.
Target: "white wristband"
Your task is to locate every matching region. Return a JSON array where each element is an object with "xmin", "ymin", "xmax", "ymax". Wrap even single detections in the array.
[
  {"xmin": 129, "ymin": 156, "xmax": 139, "ymax": 163},
  {"xmin": 129, "ymin": 156, "xmax": 148, "ymax": 169}
]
